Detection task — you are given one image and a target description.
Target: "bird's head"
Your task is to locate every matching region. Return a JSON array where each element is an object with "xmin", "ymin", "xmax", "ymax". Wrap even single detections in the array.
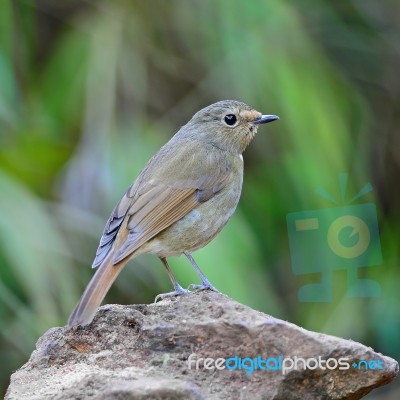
[{"xmin": 183, "ymin": 100, "xmax": 279, "ymax": 154}]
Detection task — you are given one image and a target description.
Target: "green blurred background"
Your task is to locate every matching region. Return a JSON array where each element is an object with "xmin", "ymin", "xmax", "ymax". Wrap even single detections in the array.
[{"xmin": 1, "ymin": 0, "xmax": 399, "ymax": 397}]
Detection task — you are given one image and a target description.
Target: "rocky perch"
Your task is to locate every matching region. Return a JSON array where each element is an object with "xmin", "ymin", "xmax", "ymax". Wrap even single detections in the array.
[{"xmin": 6, "ymin": 292, "xmax": 398, "ymax": 400}]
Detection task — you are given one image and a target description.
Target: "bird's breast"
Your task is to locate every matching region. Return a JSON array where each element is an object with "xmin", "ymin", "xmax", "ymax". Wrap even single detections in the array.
[{"xmin": 145, "ymin": 155, "xmax": 243, "ymax": 257}]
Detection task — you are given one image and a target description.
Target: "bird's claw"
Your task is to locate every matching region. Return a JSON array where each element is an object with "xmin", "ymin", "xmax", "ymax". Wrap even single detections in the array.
[
  {"xmin": 154, "ymin": 286, "xmax": 190, "ymax": 303},
  {"xmin": 187, "ymin": 283, "xmax": 221, "ymax": 293}
]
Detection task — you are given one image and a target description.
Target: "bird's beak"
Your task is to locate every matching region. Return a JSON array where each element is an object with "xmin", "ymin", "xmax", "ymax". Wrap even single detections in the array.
[{"xmin": 253, "ymin": 114, "xmax": 279, "ymax": 124}]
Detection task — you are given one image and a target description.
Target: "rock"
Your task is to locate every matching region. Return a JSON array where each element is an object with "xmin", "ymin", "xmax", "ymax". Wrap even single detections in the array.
[{"xmin": 6, "ymin": 292, "xmax": 398, "ymax": 400}]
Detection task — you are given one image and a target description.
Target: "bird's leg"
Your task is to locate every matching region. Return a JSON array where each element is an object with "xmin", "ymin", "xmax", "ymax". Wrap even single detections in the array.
[
  {"xmin": 154, "ymin": 257, "xmax": 190, "ymax": 302},
  {"xmin": 184, "ymin": 252, "xmax": 220, "ymax": 293}
]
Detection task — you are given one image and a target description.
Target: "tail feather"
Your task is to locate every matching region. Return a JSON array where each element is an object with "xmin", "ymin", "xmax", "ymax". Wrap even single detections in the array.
[{"xmin": 68, "ymin": 254, "xmax": 125, "ymax": 327}]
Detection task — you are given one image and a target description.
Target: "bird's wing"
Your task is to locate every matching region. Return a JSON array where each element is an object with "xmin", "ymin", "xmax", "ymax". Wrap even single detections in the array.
[{"xmin": 92, "ymin": 140, "xmax": 230, "ymax": 267}]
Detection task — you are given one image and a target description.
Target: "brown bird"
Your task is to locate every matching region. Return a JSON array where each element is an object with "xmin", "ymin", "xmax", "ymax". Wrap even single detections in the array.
[{"xmin": 68, "ymin": 100, "xmax": 278, "ymax": 326}]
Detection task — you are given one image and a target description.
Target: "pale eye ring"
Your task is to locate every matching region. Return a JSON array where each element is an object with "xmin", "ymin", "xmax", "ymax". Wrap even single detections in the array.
[{"xmin": 224, "ymin": 114, "xmax": 237, "ymax": 126}]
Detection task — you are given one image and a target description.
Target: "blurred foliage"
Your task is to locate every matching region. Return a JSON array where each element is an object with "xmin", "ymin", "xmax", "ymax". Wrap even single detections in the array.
[{"xmin": 1, "ymin": 0, "xmax": 399, "ymax": 397}]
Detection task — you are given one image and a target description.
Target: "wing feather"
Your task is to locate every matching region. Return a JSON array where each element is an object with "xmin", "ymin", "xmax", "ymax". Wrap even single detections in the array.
[
  {"xmin": 113, "ymin": 188, "xmax": 198, "ymax": 263},
  {"xmin": 92, "ymin": 140, "xmax": 231, "ymax": 268}
]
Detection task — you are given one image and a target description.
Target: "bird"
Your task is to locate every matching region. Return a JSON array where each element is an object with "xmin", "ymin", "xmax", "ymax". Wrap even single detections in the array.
[{"xmin": 68, "ymin": 100, "xmax": 279, "ymax": 326}]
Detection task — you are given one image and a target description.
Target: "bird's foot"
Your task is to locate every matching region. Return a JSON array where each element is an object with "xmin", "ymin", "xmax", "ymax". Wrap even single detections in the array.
[
  {"xmin": 154, "ymin": 284, "xmax": 190, "ymax": 303},
  {"xmin": 187, "ymin": 282, "xmax": 221, "ymax": 293}
]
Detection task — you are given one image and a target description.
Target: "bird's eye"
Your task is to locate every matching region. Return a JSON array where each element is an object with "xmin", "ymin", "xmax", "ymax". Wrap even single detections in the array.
[{"xmin": 224, "ymin": 114, "xmax": 237, "ymax": 126}]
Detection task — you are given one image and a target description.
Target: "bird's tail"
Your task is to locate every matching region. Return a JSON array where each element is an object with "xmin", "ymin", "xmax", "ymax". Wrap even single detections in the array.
[{"xmin": 68, "ymin": 253, "xmax": 125, "ymax": 327}]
